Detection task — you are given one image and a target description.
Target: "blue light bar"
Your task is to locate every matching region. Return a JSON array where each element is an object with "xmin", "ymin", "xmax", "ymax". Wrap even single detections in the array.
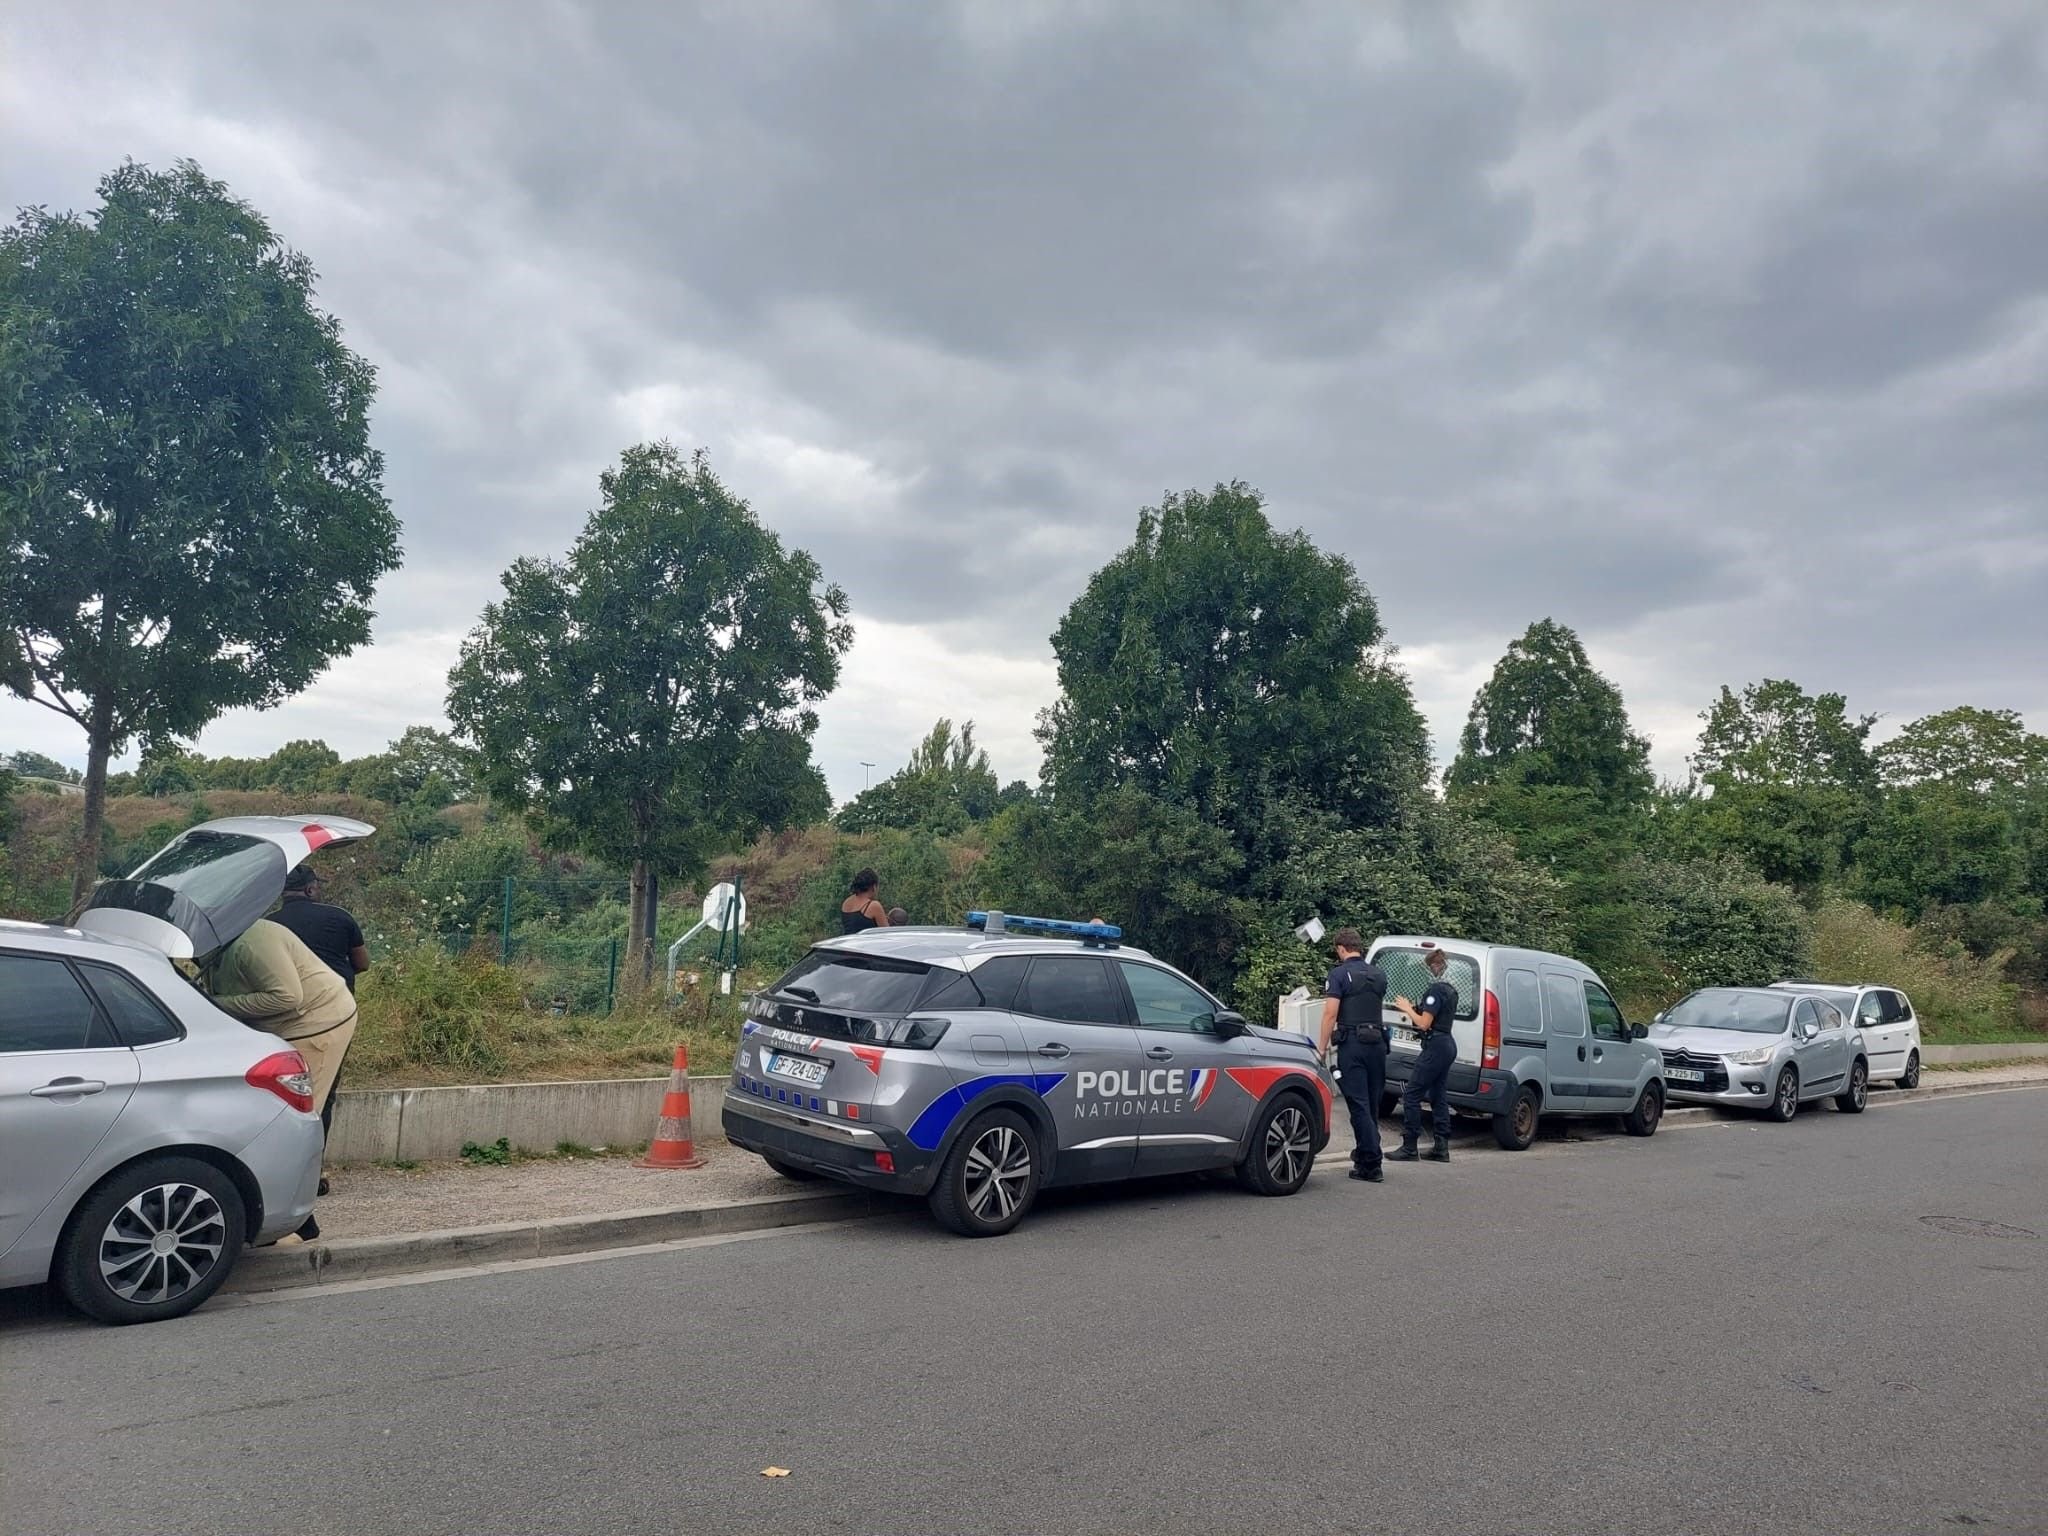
[{"xmin": 965, "ymin": 911, "xmax": 1122, "ymax": 942}]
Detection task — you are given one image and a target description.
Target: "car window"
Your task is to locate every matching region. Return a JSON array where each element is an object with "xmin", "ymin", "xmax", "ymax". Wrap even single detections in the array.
[
  {"xmin": 1020, "ymin": 955, "xmax": 1123, "ymax": 1026},
  {"xmin": 914, "ymin": 968, "xmax": 986, "ymax": 1011},
  {"xmin": 1793, "ymin": 999, "xmax": 1819, "ymax": 1032},
  {"xmin": 967, "ymin": 955, "xmax": 1030, "ymax": 1012},
  {"xmin": 1584, "ymin": 982, "xmax": 1628, "ymax": 1042},
  {"xmin": 78, "ymin": 964, "xmax": 184, "ymax": 1047},
  {"xmin": 1502, "ymin": 968, "xmax": 1542, "ymax": 1036},
  {"xmin": 0, "ymin": 954, "xmax": 118, "ymax": 1053},
  {"xmin": 1855, "ymin": 992, "xmax": 1884, "ymax": 1026},
  {"xmin": 1118, "ymin": 962, "xmax": 1216, "ymax": 1033},
  {"xmin": 771, "ymin": 951, "xmax": 931, "ymax": 1014},
  {"xmin": 1882, "ymin": 990, "xmax": 1910, "ymax": 1023},
  {"xmin": 1812, "ymin": 999, "xmax": 1846, "ymax": 1031},
  {"xmin": 1542, "ymin": 971, "xmax": 1587, "ymax": 1038},
  {"xmin": 1374, "ymin": 947, "xmax": 1480, "ymax": 1020}
]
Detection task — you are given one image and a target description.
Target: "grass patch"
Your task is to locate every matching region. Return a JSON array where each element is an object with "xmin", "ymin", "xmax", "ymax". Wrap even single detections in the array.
[
  {"xmin": 349, "ymin": 942, "xmax": 750, "ymax": 1087},
  {"xmin": 1811, "ymin": 897, "xmax": 2042, "ymax": 1044}
]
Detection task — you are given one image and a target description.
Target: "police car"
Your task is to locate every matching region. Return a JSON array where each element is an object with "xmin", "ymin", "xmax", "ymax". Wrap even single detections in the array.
[{"xmin": 722, "ymin": 913, "xmax": 1334, "ymax": 1235}]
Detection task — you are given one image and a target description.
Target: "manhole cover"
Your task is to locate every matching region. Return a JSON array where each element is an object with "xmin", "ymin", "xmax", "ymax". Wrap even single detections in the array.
[{"xmin": 1919, "ymin": 1215, "xmax": 2039, "ymax": 1241}]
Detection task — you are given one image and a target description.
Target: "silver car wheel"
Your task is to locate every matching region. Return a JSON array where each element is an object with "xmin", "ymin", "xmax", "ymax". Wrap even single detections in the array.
[
  {"xmin": 1264, "ymin": 1105, "xmax": 1312, "ymax": 1186},
  {"xmin": 99, "ymin": 1182, "xmax": 227, "ymax": 1305},
  {"xmin": 963, "ymin": 1126, "xmax": 1032, "ymax": 1222}
]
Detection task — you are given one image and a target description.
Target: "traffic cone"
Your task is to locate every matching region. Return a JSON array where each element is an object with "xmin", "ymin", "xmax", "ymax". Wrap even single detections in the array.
[{"xmin": 637, "ymin": 1044, "xmax": 707, "ymax": 1169}]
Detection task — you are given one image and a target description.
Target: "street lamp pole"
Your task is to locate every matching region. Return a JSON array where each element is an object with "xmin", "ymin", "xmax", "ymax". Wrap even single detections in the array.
[{"xmin": 860, "ymin": 761, "xmax": 876, "ymax": 790}]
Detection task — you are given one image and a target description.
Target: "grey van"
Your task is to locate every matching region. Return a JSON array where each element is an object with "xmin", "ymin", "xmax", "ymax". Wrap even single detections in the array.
[{"xmin": 1366, "ymin": 936, "xmax": 1665, "ymax": 1150}]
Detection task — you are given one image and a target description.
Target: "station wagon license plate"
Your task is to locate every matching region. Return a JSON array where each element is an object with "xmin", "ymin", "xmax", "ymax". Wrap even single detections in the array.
[
  {"xmin": 764, "ymin": 1050, "xmax": 828, "ymax": 1085},
  {"xmin": 1665, "ymin": 1067, "xmax": 1707, "ymax": 1083}
]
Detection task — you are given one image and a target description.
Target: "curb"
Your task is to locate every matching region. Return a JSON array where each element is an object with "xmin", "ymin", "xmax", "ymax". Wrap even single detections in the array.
[
  {"xmin": 232, "ymin": 1076, "xmax": 2047, "ymax": 1294},
  {"xmin": 223, "ymin": 1186, "xmax": 901, "ymax": 1294}
]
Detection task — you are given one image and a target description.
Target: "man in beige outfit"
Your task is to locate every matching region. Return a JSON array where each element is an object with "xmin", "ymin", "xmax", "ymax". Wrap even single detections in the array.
[{"xmin": 206, "ymin": 919, "xmax": 358, "ymax": 1237}]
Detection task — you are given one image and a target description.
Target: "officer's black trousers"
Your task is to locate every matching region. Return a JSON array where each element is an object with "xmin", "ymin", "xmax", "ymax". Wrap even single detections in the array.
[
  {"xmin": 1336, "ymin": 1037, "xmax": 1386, "ymax": 1171},
  {"xmin": 1402, "ymin": 1033, "xmax": 1457, "ymax": 1143}
]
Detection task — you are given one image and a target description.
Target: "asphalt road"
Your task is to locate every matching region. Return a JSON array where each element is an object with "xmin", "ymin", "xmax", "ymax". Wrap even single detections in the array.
[{"xmin": 4, "ymin": 1087, "xmax": 2044, "ymax": 1536}]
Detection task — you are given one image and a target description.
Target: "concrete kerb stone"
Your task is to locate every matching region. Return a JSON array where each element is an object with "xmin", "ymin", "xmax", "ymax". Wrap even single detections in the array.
[
  {"xmin": 223, "ymin": 1187, "xmax": 896, "ymax": 1294},
  {"xmin": 327, "ymin": 1076, "xmax": 729, "ymax": 1164}
]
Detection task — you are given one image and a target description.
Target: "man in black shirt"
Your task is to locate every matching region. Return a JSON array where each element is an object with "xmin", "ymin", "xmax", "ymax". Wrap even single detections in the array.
[
  {"xmin": 269, "ymin": 866, "xmax": 369, "ymax": 992},
  {"xmin": 1390, "ymin": 946, "xmax": 1459, "ymax": 1164},
  {"xmin": 268, "ymin": 866, "xmax": 369, "ymax": 1182},
  {"xmin": 1318, "ymin": 928, "xmax": 1389, "ymax": 1183}
]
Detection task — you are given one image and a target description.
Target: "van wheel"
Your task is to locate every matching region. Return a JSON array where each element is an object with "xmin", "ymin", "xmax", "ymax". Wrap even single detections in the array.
[
  {"xmin": 1899, "ymin": 1051, "xmax": 1921, "ymax": 1090},
  {"xmin": 1835, "ymin": 1059, "xmax": 1868, "ymax": 1114},
  {"xmin": 1492, "ymin": 1086, "xmax": 1540, "ymax": 1150},
  {"xmin": 55, "ymin": 1156, "xmax": 246, "ymax": 1325},
  {"xmin": 929, "ymin": 1110, "xmax": 1039, "ymax": 1237},
  {"xmin": 1236, "ymin": 1094, "xmax": 1316, "ymax": 1195},
  {"xmin": 763, "ymin": 1156, "xmax": 821, "ymax": 1183},
  {"xmin": 1767, "ymin": 1066, "xmax": 1799, "ymax": 1122},
  {"xmin": 1623, "ymin": 1081, "xmax": 1664, "ymax": 1137}
]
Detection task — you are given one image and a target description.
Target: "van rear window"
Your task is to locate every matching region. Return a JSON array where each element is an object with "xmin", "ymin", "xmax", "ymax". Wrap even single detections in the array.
[{"xmin": 1372, "ymin": 947, "xmax": 1481, "ymax": 1021}]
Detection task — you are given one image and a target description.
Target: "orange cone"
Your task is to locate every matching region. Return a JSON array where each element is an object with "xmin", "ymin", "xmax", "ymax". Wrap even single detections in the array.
[{"xmin": 637, "ymin": 1044, "xmax": 707, "ymax": 1169}]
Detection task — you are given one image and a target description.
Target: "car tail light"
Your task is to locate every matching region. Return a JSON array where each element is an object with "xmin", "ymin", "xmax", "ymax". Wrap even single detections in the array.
[
  {"xmin": 874, "ymin": 1152, "xmax": 895, "ymax": 1174},
  {"xmin": 1481, "ymin": 990, "xmax": 1501, "ymax": 1071},
  {"xmin": 247, "ymin": 1050, "xmax": 315, "ymax": 1113}
]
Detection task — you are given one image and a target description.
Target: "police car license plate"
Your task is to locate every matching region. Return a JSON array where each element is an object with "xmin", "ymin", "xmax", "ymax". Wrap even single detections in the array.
[
  {"xmin": 765, "ymin": 1050, "xmax": 828, "ymax": 1085},
  {"xmin": 1665, "ymin": 1067, "xmax": 1706, "ymax": 1083}
]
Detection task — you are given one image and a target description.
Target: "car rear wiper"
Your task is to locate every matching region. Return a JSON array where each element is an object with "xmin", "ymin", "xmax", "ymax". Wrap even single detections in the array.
[{"xmin": 780, "ymin": 985, "xmax": 821, "ymax": 1003}]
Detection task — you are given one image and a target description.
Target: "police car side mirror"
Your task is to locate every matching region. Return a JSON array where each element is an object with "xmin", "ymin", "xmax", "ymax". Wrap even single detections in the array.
[{"xmin": 1211, "ymin": 1010, "xmax": 1249, "ymax": 1039}]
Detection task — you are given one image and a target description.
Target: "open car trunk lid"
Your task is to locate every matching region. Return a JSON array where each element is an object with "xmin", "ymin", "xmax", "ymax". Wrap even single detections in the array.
[{"xmin": 74, "ymin": 815, "xmax": 375, "ymax": 960}]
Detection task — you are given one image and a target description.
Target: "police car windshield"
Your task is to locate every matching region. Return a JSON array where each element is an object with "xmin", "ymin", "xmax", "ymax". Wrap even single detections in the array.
[
  {"xmin": 771, "ymin": 951, "xmax": 931, "ymax": 1015},
  {"xmin": 1664, "ymin": 990, "xmax": 1790, "ymax": 1034}
]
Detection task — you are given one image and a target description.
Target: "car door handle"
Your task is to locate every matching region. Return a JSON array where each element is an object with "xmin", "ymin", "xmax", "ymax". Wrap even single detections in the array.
[
  {"xmin": 32, "ymin": 1077, "xmax": 108, "ymax": 1098},
  {"xmin": 1036, "ymin": 1044, "xmax": 1071, "ymax": 1060},
  {"xmin": 1146, "ymin": 1046, "xmax": 1174, "ymax": 1061}
]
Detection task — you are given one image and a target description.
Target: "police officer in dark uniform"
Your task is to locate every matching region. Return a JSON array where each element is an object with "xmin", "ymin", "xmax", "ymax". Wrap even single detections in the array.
[
  {"xmin": 1318, "ymin": 928, "xmax": 1389, "ymax": 1184},
  {"xmin": 1390, "ymin": 946, "xmax": 1459, "ymax": 1163}
]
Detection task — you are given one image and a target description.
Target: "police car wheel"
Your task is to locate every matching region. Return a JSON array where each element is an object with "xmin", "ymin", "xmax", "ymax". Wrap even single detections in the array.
[
  {"xmin": 929, "ymin": 1109, "xmax": 1039, "ymax": 1237},
  {"xmin": 1492, "ymin": 1086, "xmax": 1540, "ymax": 1150},
  {"xmin": 763, "ymin": 1156, "xmax": 822, "ymax": 1183},
  {"xmin": 1236, "ymin": 1095, "xmax": 1316, "ymax": 1196}
]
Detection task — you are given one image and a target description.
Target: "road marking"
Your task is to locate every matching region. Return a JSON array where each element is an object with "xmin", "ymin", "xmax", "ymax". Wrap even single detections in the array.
[{"xmin": 210, "ymin": 1218, "xmax": 890, "ymax": 1307}]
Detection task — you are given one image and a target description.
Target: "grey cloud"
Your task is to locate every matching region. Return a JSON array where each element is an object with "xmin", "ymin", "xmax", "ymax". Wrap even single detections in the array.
[{"xmin": 2, "ymin": 1, "xmax": 2044, "ymax": 796}]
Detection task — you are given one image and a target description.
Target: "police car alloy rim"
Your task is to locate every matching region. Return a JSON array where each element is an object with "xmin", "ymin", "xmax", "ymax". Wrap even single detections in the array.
[
  {"xmin": 98, "ymin": 1182, "xmax": 228, "ymax": 1304},
  {"xmin": 1264, "ymin": 1105, "xmax": 1312, "ymax": 1185},
  {"xmin": 964, "ymin": 1126, "xmax": 1032, "ymax": 1222}
]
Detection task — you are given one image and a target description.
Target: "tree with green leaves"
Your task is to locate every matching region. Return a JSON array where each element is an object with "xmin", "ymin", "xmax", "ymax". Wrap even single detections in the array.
[
  {"xmin": 1876, "ymin": 706, "xmax": 2047, "ymax": 796},
  {"xmin": 1675, "ymin": 679, "xmax": 1879, "ymax": 891},
  {"xmin": 446, "ymin": 443, "xmax": 849, "ymax": 978},
  {"xmin": 1, "ymin": 160, "xmax": 398, "ymax": 901},
  {"xmin": 1448, "ymin": 619, "xmax": 1652, "ymax": 807},
  {"xmin": 1039, "ymin": 481, "xmax": 1427, "ymax": 839},
  {"xmin": 836, "ymin": 718, "xmax": 1000, "ymax": 835}
]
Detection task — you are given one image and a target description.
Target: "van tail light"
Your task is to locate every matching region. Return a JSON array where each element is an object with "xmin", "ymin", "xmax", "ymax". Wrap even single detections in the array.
[
  {"xmin": 247, "ymin": 1051, "xmax": 315, "ymax": 1113},
  {"xmin": 1481, "ymin": 991, "xmax": 1501, "ymax": 1071}
]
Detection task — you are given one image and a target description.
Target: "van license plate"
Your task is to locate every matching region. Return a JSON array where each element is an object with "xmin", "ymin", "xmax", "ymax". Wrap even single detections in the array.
[
  {"xmin": 1391, "ymin": 1027, "xmax": 1420, "ymax": 1048},
  {"xmin": 765, "ymin": 1051, "xmax": 828, "ymax": 1085},
  {"xmin": 1665, "ymin": 1068, "xmax": 1706, "ymax": 1083}
]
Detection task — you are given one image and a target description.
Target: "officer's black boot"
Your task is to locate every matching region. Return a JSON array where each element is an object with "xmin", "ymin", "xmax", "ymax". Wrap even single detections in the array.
[
  {"xmin": 1388, "ymin": 1139, "xmax": 1420, "ymax": 1162},
  {"xmin": 1425, "ymin": 1135, "xmax": 1451, "ymax": 1163}
]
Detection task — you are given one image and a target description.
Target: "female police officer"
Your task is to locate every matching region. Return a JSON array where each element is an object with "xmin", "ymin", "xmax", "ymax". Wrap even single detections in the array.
[{"xmin": 1390, "ymin": 946, "xmax": 1458, "ymax": 1163}]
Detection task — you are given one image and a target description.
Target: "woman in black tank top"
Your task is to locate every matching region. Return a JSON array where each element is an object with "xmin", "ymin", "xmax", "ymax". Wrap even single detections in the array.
[{"xmin": 840, "ymin": 868, "xmax": 889, "ymax": 934}]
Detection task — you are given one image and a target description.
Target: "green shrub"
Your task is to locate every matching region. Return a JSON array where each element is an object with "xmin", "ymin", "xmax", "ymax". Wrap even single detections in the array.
[
  {"xmin": 1811, "ymin": 897, "xmax": 2023, "ymax": 1041},
  {"xmin": 354, "ymin": 944, "xmax": 522, "ymax": 1075}
]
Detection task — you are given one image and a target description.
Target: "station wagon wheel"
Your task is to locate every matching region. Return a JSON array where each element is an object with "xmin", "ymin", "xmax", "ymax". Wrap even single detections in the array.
[
  {"xmin": 1768, "ymin": 1066, "xmax": 1799, "ymax": 1123},
  {"xmin": 929, "ymin": 1109, "xmax": 1040, "ymax": 1237},
  {"xmin": 1237, "ymin": 1094, "xmax": 1316, "ymax": 1196},
  {"xmin": 55, "ymin": 1155, "xmax": 247, "ymax": 1326}
]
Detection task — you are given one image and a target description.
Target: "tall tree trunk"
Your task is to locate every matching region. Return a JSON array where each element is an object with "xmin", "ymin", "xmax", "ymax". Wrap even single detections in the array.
[
  {"xmin": 69, "ymin": 705, "xmax": 115, "ymax": 912},
  {"xmin": 641, "ymin": 867, "xmax": 660, "ymax": 987},
  {"xmin": 624, "ymin": 858, "xmax": 650, "ymax": 989}
]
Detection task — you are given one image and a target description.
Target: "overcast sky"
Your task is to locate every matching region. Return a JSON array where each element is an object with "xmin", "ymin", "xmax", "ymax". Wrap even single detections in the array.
[{"xmin": 5, "ymin": 2, "xmax": 2045, "ymax": 798}]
